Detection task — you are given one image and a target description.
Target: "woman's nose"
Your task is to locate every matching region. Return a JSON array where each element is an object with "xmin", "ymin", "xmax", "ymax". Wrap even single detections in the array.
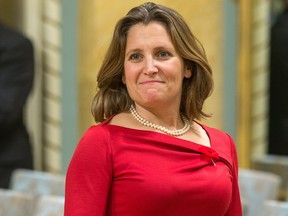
[{"xmin": 143, "ymin": 58, "xmax": 158, "ymax": 75}]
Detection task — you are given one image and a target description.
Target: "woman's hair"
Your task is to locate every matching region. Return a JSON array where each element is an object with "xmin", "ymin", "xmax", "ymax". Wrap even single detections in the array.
[{"xmin": 92, "ymin": 2, "xmax": 213, "ymax": 122}]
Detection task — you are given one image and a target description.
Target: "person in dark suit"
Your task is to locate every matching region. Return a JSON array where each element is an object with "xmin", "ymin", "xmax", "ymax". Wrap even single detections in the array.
[
  {"xmin": 268, "ymin": 0, "xmax": 288, "ymax": 155},
  {"xmin": 0, "ymin": 22, "xmax": 34, "ymax": 188}
]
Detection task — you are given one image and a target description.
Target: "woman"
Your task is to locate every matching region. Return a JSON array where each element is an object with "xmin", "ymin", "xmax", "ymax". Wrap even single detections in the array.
[{"xmin": 65, "ymin": 2, "xmax": 242, "ymax": 216}]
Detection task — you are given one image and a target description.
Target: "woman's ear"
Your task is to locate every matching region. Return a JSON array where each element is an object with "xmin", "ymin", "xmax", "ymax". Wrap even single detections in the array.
[
  {"xmin": 122, "ymin": 74, "xmax": 126, "ymax": 84},
  {"xmin": 184, "ymin": 66, "xmax": 192, "ymax": 78}
]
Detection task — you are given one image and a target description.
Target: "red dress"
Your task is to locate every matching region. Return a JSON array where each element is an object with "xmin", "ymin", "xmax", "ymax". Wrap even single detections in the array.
[{"xmin": 64, "ymin": 118, "xmax": 243, "ymax": 216}]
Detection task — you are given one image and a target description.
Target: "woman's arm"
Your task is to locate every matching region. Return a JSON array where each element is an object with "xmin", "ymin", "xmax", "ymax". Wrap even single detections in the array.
[{"xmin": 64, "ymin": 125, "xmax": 112, "ymax": 216}]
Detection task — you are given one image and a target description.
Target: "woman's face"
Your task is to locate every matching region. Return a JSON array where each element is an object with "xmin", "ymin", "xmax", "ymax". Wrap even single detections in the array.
[{"xmin": 123, "ymin": 21, "xmax": 191, "ymax": 109}]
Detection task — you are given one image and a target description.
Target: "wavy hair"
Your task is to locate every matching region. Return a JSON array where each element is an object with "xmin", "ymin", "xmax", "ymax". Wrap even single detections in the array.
[{"xmin": 92, "ymin": 2, "xmax": 213, "ymax": 122}]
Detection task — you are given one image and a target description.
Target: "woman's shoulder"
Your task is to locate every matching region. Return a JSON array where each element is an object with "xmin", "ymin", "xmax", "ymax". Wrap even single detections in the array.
[
  {"xmin": 196, "ymin": 122, "xmax": 228, "ymax": 136},
  {"xmin": 199, "ymin": 123, "xmax": 238, "ymax": 168},
  {"xmin": 79, "ymin": 123, "xmax": 110, "ymax": 145},
  {"xmin": 80, "ymin": 112, "xmax": 133, "ymax": 140},
  {"xmin": 73, "ymin": 124, "xmax": 113, "ymax": 157},
  {"xmin": 107, "ymin": 112, "xmax": 134, "ymax": 127},
  {"xmin": 199, "ymin": 122, "xmax": 235, "ymax": 146}
]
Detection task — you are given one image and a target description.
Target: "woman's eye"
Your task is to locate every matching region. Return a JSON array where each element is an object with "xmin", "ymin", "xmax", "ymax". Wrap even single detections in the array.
[
  {"xmin": 129, "ymin": 53, "xmax": 141, "ymax": 62},
  {"xmin": 158, "ymin": 51, "xmax": 170, "ymax": 58}
]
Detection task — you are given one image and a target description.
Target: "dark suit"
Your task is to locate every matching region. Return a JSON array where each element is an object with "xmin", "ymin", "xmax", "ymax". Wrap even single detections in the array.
[
  {"xmin": 0, "ymin": 23, "xmax": 34, "ymax": 188},
  {"xmin": 268, "ymin": 9, "xmax": 288, "ymax": 155}
]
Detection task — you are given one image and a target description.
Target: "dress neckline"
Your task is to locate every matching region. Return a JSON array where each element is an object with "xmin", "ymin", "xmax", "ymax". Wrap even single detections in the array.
[{"xmin": 101, "ymin": 115, "xmax": 213, "ymax": 149}]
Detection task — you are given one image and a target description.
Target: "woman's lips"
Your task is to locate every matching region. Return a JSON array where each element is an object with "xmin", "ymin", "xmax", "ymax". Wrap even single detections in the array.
[{"xmin": 139, "ymin": 80, "xmax": 164, "ymax": 84}]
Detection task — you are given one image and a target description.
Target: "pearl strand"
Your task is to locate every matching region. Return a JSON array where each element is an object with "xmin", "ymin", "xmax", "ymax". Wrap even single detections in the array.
[{"xmin": 130, "ymin": 104, "xmax": 191, "ymax": 137}]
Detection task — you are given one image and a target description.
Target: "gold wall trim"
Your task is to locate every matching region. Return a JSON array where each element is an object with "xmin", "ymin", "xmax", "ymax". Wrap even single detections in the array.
[{"xmin": 238, "ymin": 0, "xmax": 252, "ymax": 168}]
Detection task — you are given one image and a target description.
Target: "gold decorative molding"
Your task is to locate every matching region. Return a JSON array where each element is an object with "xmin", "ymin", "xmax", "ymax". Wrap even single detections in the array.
[{"xmin": 237, "ymin": 0, "xmax": 252, "ymax": 168}]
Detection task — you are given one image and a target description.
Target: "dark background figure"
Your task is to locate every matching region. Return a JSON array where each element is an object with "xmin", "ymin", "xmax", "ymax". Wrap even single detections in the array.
[
  {"xmin": 0, "ymin": 22, "xmax": 34, "ymax": 188},
  {"xmin": 268, "ymin": 0, "xmax": 288, "ymax": 155}
]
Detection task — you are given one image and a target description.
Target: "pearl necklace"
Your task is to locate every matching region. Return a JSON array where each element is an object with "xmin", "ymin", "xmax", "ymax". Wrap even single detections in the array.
[{"xmin": 130, "ymin": 104, "xmax": 191, "ymax": 137}]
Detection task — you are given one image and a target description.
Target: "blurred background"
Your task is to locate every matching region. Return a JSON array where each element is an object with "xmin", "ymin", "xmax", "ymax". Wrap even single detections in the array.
[{"xmin": 0, "ymin": 0, "xmax": 286, "ymax": 187}]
